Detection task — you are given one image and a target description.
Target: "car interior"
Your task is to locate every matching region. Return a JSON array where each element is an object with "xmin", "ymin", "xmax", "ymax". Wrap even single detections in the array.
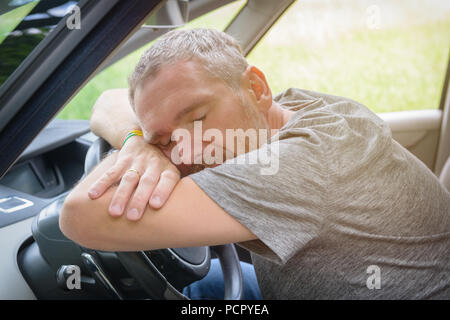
[{"xmin": 0, "ymin": 0, "xmax": 449, "ymax": 300}]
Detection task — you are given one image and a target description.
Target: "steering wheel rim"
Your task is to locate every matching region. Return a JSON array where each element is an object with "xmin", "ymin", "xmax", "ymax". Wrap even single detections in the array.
[{"xmin": 83, "ymin": 137, "xmax": 244, "ymax": 300}]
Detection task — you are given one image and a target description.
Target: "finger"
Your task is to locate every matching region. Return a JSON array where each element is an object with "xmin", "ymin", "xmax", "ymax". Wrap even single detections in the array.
[
  {"xmin": 149, "ymin": 169, "xmax": 180, "ymax": 209},
  {"xmin": 125, "ymin": 168, "xmax": 161, "ymax": 221},
  {"xmin": 108, "ymin": 169, "xmax": 141, "ymax": 216},
  {"xmin": 88, "ymin": 161, "xmax": 126, "ymax": 199}
]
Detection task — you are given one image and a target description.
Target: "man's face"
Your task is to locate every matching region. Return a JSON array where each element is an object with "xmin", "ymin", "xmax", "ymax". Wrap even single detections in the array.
[{"xmin": 133, "ymin": 60, "xmax": 269, "ymax": 176}]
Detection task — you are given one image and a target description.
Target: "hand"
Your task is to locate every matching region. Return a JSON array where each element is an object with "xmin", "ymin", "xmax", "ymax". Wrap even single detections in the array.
[{"xmin": 87, "ymin": 136, "xmax": 181, "ymax": 221}]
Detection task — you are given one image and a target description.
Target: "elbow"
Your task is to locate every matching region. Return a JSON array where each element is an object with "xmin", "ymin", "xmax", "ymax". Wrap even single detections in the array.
[
  {"xmin": 89, "ymin": 106, "xmax": 102, "ymax": 135},
  {"xmin": 89, "ymin": 90, "xmax": 109, "ymax": 133},
  {"xmin": 59, "ymin": 192, "xmax": 95, "ymax": 249}
]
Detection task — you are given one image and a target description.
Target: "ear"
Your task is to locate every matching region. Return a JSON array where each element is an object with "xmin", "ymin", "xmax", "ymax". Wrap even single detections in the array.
[{"xmin": 242, "ymin": 65, "xmax": 272, "ymax": 112}]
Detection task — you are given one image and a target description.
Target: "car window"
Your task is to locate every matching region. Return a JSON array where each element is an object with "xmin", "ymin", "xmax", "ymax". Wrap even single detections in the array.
[
  {"xmin": 246, "ymin": 0, "xmax": 450, "ymax": 113},
  {"xmin": 0, "ymin": 0, "xmax": 79, "ymax": 88},
  {"xmin": 57, "ymin": 0, "xmax": 246, "ymax": 120}
]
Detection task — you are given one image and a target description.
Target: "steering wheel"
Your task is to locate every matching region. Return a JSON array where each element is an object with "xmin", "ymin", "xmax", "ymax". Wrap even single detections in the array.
[{"xmin": 82, "ymin": 137, "xmax": 244, "ymax": 300}]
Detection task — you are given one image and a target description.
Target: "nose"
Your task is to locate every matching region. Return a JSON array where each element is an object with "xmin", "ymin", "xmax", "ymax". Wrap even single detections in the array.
[{"xmin": 144, "ymin": 130, "xmax": 170, "ymax": 146}]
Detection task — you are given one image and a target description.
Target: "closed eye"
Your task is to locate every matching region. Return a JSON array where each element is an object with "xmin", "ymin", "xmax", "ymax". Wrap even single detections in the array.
[{"xmin": 194, "ymin": 114, "xmax": 206, "ymax": 122}]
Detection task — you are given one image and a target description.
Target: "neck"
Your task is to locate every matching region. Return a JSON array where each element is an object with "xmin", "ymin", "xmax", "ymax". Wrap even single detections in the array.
[{"xmin": 266, "ymin": 101, "xmax": 294, "ymax": 134}]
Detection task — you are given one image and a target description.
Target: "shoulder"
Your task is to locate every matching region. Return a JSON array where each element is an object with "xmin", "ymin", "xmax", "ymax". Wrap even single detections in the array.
[{"xmin": 274, "ymin": 88, "xmax": 390, "ymax": 140}]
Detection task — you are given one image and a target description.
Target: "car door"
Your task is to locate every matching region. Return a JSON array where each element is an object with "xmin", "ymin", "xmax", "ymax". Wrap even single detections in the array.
[{"xmin": 377, "ymin": 55, "xmax": 450, "ymax": 176}]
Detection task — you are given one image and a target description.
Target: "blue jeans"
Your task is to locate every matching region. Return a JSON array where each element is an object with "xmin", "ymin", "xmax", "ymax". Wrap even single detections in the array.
[{"xmin": 182, "ymin": 258, "xmax": 262, "ymax": 300}]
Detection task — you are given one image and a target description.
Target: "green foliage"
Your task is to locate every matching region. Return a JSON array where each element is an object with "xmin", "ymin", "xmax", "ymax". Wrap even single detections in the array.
[
  {"xmin": 0, "ymin": 31, "xmax": 45, "ymax": 84},
  {"xmin": 0, "ymin": 1, "xmax": 42, "ymax": 85},
  {"xmin": 0, "ymin": 1, "xmax": 38, "ymax": 44},
  {"xmin": 247, "ymin": 18, "xmax": 450, "ymax": 113}
]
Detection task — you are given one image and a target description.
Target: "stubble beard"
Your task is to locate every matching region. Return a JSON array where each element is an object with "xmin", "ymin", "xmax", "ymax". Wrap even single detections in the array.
[{"xmin": 179, "ymin": 98, "xmax": 269, "ymax": 177}]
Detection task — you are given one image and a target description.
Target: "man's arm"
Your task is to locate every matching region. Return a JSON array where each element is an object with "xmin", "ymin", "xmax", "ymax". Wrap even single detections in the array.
[
  {"xmin": 60, "ymin": 152, "xmax": 257, "ymax": 251},
  {"xmin": 90, "ymin": 88, "xmax": 139, "ymax": 150}
]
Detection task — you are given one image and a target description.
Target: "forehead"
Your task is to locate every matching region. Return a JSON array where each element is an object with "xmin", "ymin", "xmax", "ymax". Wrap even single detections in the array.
[{"xmin": 134, "ymin": 60, "xmax": 217, "ymax": 118}]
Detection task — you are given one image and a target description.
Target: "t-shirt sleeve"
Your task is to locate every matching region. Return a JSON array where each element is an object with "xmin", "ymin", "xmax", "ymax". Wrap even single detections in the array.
[{"xmin": 189, "ymin": 127, "xmax": 330, "ymax": 265}]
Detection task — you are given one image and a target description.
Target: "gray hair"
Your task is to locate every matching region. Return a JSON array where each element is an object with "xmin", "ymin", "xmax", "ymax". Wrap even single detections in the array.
[{"xmin": 128, "ymin": 28, "xmax": 249, "ymax": 106}]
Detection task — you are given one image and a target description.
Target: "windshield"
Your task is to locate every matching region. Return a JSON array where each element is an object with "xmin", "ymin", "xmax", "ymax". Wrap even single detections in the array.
[{"xmin": 0, "ymin": 0, "xmax": 79, "ymax": 88}]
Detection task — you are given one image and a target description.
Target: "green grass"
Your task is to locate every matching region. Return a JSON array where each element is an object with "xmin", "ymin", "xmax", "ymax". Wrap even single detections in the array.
[
  {"xmin": 57, "ymin": 2, "xmax": 450, "ymax": 120},
  {"xmin": 247, "ymin": 18, "xmax": 450, "ymax": 113}
]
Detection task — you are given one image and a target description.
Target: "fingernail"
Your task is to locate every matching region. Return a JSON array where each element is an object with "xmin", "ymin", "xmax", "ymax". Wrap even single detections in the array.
[
  {"xmin": 110, "ymin": 204, "xmax": 122, "ymax": 216},
  {"xmin": 88, "ymin": 189, "xmax": 98, "ymax": 198},
  {"xmin": 150, "ymin": 196, "xmax": 161, "ymax": 208},
  {"xmin": 127, "ymin": 208, "xmax": 140, "ymax": 220}
]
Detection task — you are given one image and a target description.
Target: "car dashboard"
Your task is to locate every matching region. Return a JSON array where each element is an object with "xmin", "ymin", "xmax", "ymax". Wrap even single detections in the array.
[{"xmin": 0, "ymin": 119, "xmax": 92, "ymax": 228}]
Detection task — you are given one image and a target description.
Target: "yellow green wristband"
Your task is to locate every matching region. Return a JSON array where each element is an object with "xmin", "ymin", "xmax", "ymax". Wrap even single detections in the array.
[{"xmin": 122, "ymin": 130, "xmax": 143, "ymax": 147}]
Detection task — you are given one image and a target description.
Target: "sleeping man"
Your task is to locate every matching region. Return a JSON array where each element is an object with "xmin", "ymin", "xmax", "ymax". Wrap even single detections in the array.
[{"xmin": 60, "ymin": 28, "xmax": 450, "ymax": 299}]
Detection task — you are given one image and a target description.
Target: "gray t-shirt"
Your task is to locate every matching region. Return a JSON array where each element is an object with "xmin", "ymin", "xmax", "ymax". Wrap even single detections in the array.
[{"xmin": 190, "ymin": 88, "xmax": 450, "ymax": 299}]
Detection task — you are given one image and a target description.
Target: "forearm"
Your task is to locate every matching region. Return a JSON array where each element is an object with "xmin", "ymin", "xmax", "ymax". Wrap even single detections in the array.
[
  {"xmin": 60, "ymin": 152, "xmax": 194, "ymax": 251},
  {"xmin": 60, "ymin": 152, "xmax": 256, "ymax": 252},
  {"xmin": 90, "ymin": 88, "xmax": 140, "ymax": 149}
]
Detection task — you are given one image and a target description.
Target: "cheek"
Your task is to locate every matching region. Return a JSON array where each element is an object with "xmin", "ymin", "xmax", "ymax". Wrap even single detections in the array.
[
  {"xmin": 218, "ymin": 102, "xmax": 255, "ymax": 131},
  {"xmin": 167, "ymin": 129, "xmax": 201, "ymax": 164}
]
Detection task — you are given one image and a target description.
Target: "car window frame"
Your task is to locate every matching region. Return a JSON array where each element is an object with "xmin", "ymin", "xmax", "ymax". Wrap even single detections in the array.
[{"xmin": 0, "ymin": 0, "xmax": 165, "ymax": 177}]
